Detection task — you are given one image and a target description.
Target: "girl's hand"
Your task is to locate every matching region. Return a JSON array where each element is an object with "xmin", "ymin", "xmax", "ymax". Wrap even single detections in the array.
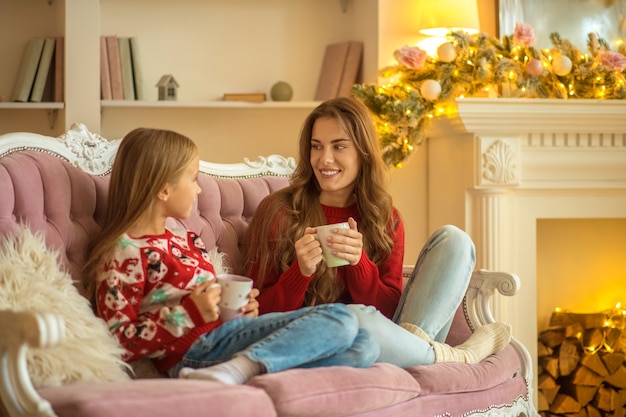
[
  {"xmin": 240, "ymin": 288, "xmax": 260, "ymax": 318},
  {"xmin": 295, "ymin": 227, "xmax": 323, "ymax": 276},
  {"xmin": 189, "ymin": 281, "xmax": 221, "ymax": 323},
  {"xmin": 326, "ymin": 217, "xmax": 363, "ymax": 266}
]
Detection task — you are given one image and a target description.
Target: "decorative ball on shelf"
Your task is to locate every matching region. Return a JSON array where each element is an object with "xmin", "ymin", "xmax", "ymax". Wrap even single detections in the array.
[
  {"xmin": 420, "ymin": 79, "xmax": 442, "ymax": 101},
  {"xmin": 437, "ymin": 42, "xmax": 457, "ymax": 63},
  {"xmin": 525, "ymin": 58, "xmax": 543, "ymax": 76},
  {"xmin": 552, "ymin": 55, "xmax": 573, "ymax": 76},
  {"xmin": 270, "ymin": 81, "xmax": 293, "ymax": 101}
]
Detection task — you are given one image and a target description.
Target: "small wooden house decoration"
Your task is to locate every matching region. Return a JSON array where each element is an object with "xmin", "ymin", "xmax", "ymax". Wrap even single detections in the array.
[{"xmin": 156, "ymin": 74, "xmax": 179, "ymax": 101}]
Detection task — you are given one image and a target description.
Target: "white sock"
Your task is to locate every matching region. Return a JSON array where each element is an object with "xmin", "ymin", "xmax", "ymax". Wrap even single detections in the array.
[
  {"xmin": 400, "ymin": 321, "xmax": 512, "ymax": 364},
  {"xmin": 178, "ymin": 355, "xmax": 263, "ymax": 385},
  {"xmin": 432, "ymin": 322, "xmax": 512, "ymax": 364}
]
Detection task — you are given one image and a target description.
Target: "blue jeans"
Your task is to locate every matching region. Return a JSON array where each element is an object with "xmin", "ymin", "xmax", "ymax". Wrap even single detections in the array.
[
  {"xmin": 167, "ymin": 304, "xmax": 379, "ymax": 377},
  {"xmin": 348, "ymin": 225, "xmax": 475, "ymax": 368}
]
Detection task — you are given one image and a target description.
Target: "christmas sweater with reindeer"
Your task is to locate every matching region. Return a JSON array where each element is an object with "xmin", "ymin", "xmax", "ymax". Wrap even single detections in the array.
[{"xmin": 95, "ymin": 228, "xmax": 220, "ymax": 373}]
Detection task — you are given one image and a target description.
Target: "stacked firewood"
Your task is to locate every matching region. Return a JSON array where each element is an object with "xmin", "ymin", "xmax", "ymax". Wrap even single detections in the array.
[{"xmin": 538, "ymin": 311, "xmax": 626, "ymax": 417}]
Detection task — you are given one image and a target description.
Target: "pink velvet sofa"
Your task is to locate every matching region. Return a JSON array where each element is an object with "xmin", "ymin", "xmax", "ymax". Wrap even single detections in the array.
[{"xmin": 0, "ymin": 124, "xmax": 538, "ymax": 417}]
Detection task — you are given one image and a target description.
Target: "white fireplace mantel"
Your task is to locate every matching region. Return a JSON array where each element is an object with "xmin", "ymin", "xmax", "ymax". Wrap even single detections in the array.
[{"xmin": 425, "ymin": 98, "xmax": 626, "ymax": 393}]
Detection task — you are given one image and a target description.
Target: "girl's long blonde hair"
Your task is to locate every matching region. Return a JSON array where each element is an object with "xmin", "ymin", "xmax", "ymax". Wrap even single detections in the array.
[
  {"xmin": 245, "ymin": 97, "xmax": 396, "ymax": 306},
  {"xmin": 83, "ymin": 128, "xmax": 198, "ymax": 301}
]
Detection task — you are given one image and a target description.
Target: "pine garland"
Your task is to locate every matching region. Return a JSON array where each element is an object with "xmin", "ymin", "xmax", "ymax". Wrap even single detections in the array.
[{"xmin": 352, "ymin": 26, "xmax": 626, "ymax": 167}]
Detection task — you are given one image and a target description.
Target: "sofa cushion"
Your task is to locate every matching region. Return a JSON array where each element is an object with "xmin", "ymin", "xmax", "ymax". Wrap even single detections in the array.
[
  {"xmin": 404, "ymin": 344, "xmax": 520, "ymax": 394},
  {"xmin": 0, "ymin": 224, "xmax": 129, "ymax": 388},
  {"xmin": 248, "ymin": 363, "xmax": 421, "ymax": 417},
  {"xmin": 38, "ymin": 379, "xmax": 276, "ymax": 417}
]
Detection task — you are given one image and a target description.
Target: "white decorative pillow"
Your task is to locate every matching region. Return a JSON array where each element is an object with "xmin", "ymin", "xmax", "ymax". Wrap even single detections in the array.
[{"xmin": 0, "ymin": 225, "xmax": 130, "ymax": 388}]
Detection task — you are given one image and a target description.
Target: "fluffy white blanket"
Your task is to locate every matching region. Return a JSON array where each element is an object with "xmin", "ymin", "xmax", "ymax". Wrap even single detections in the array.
[{"xmin": 0, "ymin": 225, "xmax": 130, "ymax": 388}]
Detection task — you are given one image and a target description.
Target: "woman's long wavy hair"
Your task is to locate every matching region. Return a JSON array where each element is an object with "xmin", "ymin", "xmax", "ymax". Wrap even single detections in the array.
[
  {"xmin": 245, "ymin": 97, "xmax": 396, "ymax": 306},
  {"xmin": 82, "ymin": 128, "xmax": 198, "ymax": 302}
]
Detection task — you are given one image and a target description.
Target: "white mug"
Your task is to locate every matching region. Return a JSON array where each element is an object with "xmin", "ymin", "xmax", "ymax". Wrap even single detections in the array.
[
  {"xmin": 216, "ymin": 274, "xmax": 253, "ymax": 321},
  {"xmin": 316, "ymin": 222, "xmax": 350, "ymax": 267}
]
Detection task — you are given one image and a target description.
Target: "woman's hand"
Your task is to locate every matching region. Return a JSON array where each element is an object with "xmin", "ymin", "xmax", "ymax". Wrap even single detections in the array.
[
  {"xmin": 241, "ymin": 288, "xmax": 260, "ymax": 318},
  {"xmin": 327, "ymin": 217, "xmax": 363, "ymax": 266},
  {"xmin": 189, "ymin": 281, "xmax": 222, "ymax": 323},
  {"xmin": 295, "ymin": 227, "xmax": 323, "ymax": 276}
]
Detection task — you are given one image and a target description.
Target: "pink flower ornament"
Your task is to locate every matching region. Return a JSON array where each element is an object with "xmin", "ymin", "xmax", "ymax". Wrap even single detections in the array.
[
  {"xmin": 598, "ymin": 51, "xmax": 626, "ymax": 72},
  {"xmin": 394, "ymin": 45, "xmax": 427, "ymax": 70},
  {"xmin": 513, "ymin": 23, "xmax": 535, "ymax": 47}
]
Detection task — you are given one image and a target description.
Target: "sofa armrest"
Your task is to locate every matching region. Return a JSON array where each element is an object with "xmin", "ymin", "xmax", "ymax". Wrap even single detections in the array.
[
  {"xmin": 402, "ymin": 267, "xmax": 534, "ymax": 390},
  {"xmin": 0, "ymin": 310, "xmax": 64, "ymax": 417},
  {"xmin": 464, "ymin": 269, "xmax": 533, "ymax": 384}
]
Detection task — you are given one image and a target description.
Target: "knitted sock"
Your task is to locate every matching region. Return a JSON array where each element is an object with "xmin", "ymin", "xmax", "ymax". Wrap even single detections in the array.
[
  {"xmin": 178, "ymin": 355, "xmax": 264, "ymax": 385},
  {"xmin": 431, "ymin": 322, "xmax": 512, "ymax": 364},
  {"xmin": 401, "ymin": 322, "xmax": 512, "ymax": 364}
]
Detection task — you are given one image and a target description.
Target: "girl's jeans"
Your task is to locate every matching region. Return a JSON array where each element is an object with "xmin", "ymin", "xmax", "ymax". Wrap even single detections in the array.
[
  {"xmin": 168, "ymin": 303, "xmax": 379, "ymax": 377},
  {"xmin": 348, "ymin": 225, "xmax": 476, "ymax": 368}
]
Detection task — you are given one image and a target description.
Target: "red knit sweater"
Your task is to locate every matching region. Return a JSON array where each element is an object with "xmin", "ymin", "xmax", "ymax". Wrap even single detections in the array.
[
  {"xmin": 251, "ymin": 204, "xmax": 405, "ymax": 318},
  {"xmin": 95, "ymin": 228, "xmax": 221, "ymax": 373}
]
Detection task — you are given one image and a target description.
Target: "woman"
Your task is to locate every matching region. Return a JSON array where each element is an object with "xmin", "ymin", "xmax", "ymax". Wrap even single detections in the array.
[
  {"xmin": 245, "ymin": 97, "xmax": 511, "ymax": 367},
  {"xmin": 83, "ymin": 127, "xmax": 378, "ymax": 384}
]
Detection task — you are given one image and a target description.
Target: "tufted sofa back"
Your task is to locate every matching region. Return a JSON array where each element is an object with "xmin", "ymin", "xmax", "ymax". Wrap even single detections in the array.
[{"xmin": 0, "ymin": 131, "xmax": 291, "ymax": 298}]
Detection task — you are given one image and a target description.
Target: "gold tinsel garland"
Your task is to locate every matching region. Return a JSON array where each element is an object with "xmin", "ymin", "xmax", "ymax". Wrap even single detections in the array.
[{"xmin": 352, "ymin": 29, "xmax": 626, "ymax": 167}]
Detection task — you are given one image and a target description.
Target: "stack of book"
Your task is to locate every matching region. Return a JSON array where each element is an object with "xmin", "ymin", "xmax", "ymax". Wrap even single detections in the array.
[
  {"xmin": 11, "ymin": 37, "xmax": 64, "ymax": 103},
  {"xmin": 100, "ymin": 35, "xmax": 144, "ymax": 101}
]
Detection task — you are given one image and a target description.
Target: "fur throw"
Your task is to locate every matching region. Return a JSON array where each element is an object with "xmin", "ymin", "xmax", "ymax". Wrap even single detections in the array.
[{"xmin": 0, "ymin": 225, "xmax": 130, "ymax": 388}]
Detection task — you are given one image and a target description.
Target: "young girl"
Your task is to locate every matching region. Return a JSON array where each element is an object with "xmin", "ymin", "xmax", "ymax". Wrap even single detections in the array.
[
  {"xmin": 83, "ymin": 127, "xmax": 378, "ymax": 384},
  {"xmin": 245, "ymin": 97, "xmax": 511, "ymax": 368}
]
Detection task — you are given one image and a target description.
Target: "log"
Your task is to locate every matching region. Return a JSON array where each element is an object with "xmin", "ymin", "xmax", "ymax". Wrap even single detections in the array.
[
  {"xmin": 602, "ymin": 352, "xmax": 626, "ymax": 374},
  {"xmin": 560, "ymin": 339, "xmax": 582, "ymax": 376},
  {"xmin": 565, "ymin": 322, "xmax": 584, "ymax": 339},
  {"xmin": 550, "ymin": 312, "xmax": 608, "ymax": 329},
  {"xmin": 539, "ymin": 373, "xmax": 561, "ymax": 405},
  {"xmin": 540, "ymin": 355, "xmax": 560, "ymax": 379},
  {"xmin": 538, "ymin": 341, "xmax": 554, "ymax": 357},
  {"xmin": 606, "ymin": 366, "xmax": 626, "ymax": 389},
  {"xmin": 572, "ymin": 366, "xmax": 605, "ymax": 386},
  {"xmin": 550, "ymin": 393, "xmax": 581, "ymax": 414},
  {"xmin": 541, "ymin": 328, "xmax": 566, "ymax": 348},
  {"xmin": 595, "ymin": 385, "xmax": 617, "ymax": 412},
  {"xmin": 581, "ymin": 352, "xmax": 609, "ymax": 377},
  {"xmin": 561, "ymin": 381, "xmax": 599, "ymax": 407},
  {"xmin": 605, "ymin": 327, "xmax": 623, "ymax": 351},
  {"xmin": 582, "ymin": 328, "xmax": 605, "ymax": 354},
  {"xmin": 586, "ymin": 404, "xmax": 603, "ymax": 417}
]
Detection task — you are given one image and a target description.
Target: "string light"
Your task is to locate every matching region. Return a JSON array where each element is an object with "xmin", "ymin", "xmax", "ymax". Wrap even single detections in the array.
[{"xmin": 353, "ymin": 29, "xmax": 626, "ymax": 167}]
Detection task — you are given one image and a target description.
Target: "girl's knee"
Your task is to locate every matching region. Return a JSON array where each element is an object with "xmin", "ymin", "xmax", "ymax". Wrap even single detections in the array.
[{"xmin": 318, "ymin": 303, "xmax": 360, "ymax": 341}]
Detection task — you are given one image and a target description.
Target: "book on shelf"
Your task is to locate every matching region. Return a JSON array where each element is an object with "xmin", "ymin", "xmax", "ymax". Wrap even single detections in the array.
[
  {"xmin": 99, "ymin": 36, "xmax": 112, "ymax": 100},
  {"xmin": 337, "ymin": 41, "xmax": 363, "ymax": 98},
  {"xmin": 11, "ymin": 37, "xmax": 45, "ymax": 102},
  {"xmin": 53, "ymin": 37, "xmax": 64, "ymax": 102},
  {"xmin": 118, "ymin": 37, "xmax": 135, "ymax": 100},
  {"xmin": 29, "ymin": 37, "xmax": 55, "ymax": 102},
  {"xmin": 314, "ymin": 41, "xmax": 363, "ymax": 101},
  {"xmin": 105, "ymin": 35, "xmax": 124, "ymax": 100},
  {"xmin": 223, "ymin": 93, "xmax": 267, "ymax": 103},
  {"xmin": 129, "ymin": 37, "xmax": 144, "ymax": 100}
]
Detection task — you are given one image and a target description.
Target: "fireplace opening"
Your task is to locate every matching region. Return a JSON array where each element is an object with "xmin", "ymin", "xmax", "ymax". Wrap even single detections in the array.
[{"xmin": 536, "ymin": 218, "xmax": 626, "ymax": 416}]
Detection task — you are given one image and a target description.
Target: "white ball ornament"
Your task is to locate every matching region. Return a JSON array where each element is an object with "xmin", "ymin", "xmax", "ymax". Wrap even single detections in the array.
[
  {"xmin": 552, "ymin": 55, "xmax": 572, "ymax": 76},
  {"xmin": 420, "ymin": 79, "xmax": 442, "ymax": 101},
  {"xmin": 437, "ymin": 42, "xmax": 457, "ymax": 63}
]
